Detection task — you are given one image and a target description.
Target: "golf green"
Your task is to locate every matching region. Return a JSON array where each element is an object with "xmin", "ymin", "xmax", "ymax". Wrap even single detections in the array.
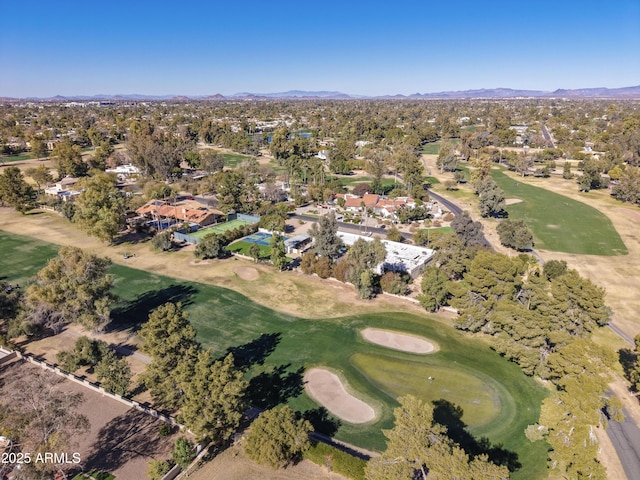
[{"xmin": 0, "ymin": 230, "xmax": 549, "ymax": 479}]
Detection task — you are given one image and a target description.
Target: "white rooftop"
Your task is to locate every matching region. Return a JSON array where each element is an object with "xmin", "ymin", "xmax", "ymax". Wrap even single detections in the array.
[{"xmin": 336, "ymin": 231, "xmax": 435, "ymax": 276}]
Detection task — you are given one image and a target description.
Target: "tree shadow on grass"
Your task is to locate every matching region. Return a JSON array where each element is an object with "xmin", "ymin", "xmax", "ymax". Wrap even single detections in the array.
[
  {"xmin": 223, "ymin": 332, "xmax": 281, "ymax": 370},
  {"xmin": 109, "ymin": 284, "xmax": 198, "ymax": 332},
  {"xmin": 111, "ymin": 230, "xmax": 152, "ymax": 246},
  {"xmin": 303, "ymin": 407, "xmax": 341, "ymax": 437},
  {"xmin": 619, "ymin": 348, "xmax": 638, "ymax": 390},
  {"xmin": 246, "ymin": 363, "xmax": 305, "ymax": 410},
  {"xmin": 432, "ymin": 399, "xmax": 521, "ymax": 472},
  {"xmin": 83, "ymin": 408, "xmax": 170, "ymax": 473}
]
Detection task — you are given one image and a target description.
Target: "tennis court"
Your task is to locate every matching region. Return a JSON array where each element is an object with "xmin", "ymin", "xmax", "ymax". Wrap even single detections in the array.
[
  {"xmin": 243, "ymin": 231, "xmax": 274, "ymax": 246},
  {"xmin": 190, "ymin": 219, "xmax": 254, "ymax": 239}
]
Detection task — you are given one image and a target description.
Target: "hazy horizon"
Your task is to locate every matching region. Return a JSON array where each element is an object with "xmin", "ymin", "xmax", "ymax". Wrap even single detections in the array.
[{"xmin": 1, "ymin": 0, "xmax": 638, "ymax": 97}]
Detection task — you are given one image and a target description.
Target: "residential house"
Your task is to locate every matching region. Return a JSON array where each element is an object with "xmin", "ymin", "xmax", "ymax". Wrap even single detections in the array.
[
  {"xmin": 105, "ymin": 164, "xmax": 141, "ymax": 182},
  {"xmin": 44, "ymin": 177, "xmax": 81, "ymax": 201},
  {"xmin": 336, "ymin": 231, "xmax": 435, "ymax": 278},
  {"xmin": 136, "ymin": 200, "xmax": 224, "ymax": 227}
]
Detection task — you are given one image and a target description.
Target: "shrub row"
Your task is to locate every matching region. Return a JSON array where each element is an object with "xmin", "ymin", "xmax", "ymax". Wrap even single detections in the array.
[{"xmin": 303, "ymin": 442, "xmax": 367, "ymax": 480}]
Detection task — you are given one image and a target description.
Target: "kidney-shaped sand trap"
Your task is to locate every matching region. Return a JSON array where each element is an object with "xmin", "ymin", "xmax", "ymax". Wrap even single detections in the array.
[
  {"xmin": 304, "ymin": 368, "xmax": 376, "ymax": 424},
  {"xmin": 361, "ymin": 328, "xmax": 437, "ymax": 354}
]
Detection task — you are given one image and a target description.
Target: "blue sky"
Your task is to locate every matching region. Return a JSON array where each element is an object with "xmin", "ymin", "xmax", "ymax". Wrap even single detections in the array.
[{"xmin": 1, "ymin": 0, "xmax": 639, "ymax": 97}]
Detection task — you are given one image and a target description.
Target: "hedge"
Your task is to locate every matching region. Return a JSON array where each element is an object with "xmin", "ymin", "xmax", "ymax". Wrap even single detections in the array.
[{"xmin": 303, "ymin": 442, "xmax": 367, "ymax": 480}]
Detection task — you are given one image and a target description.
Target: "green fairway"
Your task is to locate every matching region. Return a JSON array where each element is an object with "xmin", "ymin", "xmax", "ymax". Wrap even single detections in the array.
[
  {"xmin": 0, "ymin": 153, "xmax": 32, "ymax": 162},
  {"xmin": 491, "ymin": 169, "xmax": 627, "ymax": 255},
  {"xmin": 328, "ymin": 175, "xmax": 397, "ymax": 188},
  {"xmin": 218, "ymin": 150, "xmax": 254, "ymax": 168},
  {"xmin": 423, "ymin": 226, "xmax": 453, "ymax": 235},
  {"xmin": 421, "ymin": 142, "xmax": 441, "ymax": 155},
  {"xmin": 421, "ymin": 139, "xmax": 460, "ymax": 155},
  {"xmin": 0, "ymin": 230, "xmax": 549, "ymax": 479},
  {"xmin": 0, "ymin": 230, "xmax": 59, "ymax": 284}
]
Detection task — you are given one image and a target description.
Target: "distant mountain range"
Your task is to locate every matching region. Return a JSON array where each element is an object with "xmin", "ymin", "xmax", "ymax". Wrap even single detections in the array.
[{"xmin": 2, "ymin": 86, "xmax": 640, "ymax": 102}]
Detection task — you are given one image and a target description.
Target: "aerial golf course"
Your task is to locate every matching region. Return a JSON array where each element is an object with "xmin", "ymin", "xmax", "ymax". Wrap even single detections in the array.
[{"xmin": 0, "ymin": 229, "xmax": 548, "ymax": 479}]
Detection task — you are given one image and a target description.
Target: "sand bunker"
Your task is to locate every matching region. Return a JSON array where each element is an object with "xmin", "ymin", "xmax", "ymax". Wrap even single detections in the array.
[
  {"xmin": 234, "ymin": 266, "xmax": 259, "ymax": 280},
  {"xmin": 505, "ymin": 198, "xmax": 523, "ymax": 205},
  {"xmin": 304, "ymin": 368, "xmax": 376, "ymax": 424},
  {"xmin": 361, "ymin": 328, "xmax": 437, "ymax": 354}
]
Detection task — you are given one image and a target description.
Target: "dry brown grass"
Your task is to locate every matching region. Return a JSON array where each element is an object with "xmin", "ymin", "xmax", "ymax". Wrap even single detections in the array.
[
  {"xmin": 0, "ymin": 208, "xmax": 426, "ymax": 322},
  {"xmin": 422, "ymin": 154, "xmax": 640, "ymax": 340},
  {"xmin": 187, "ymin": 445, "xmax": 347, "ymax": 480},
  {"xmin": 502, "ymin": 174, "xmax": 640, "ymax": 339}
]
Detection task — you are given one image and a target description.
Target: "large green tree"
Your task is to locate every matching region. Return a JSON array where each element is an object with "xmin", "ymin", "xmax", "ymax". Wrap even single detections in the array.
[
  {"xmin": 23, "ymin": 246, "xmax": 115, "ymax": 334},
  {"xmin": 179, "ymin": 351, "xmax": 247, "ymax": 442},
  {"xmin": 270, "ymin": 233, "xmax": 287, "ymax": 271},
  {"xmin": 214, "ymin": 169, "xmax": 257, "ymax": 213},
  {"xmin": 344, "ymin": 238, "xmax": 387, "ymax": 299},
  {"xmin": 418, "ymin": 266, "xmax": 449, "ymax": 312},
  {"xmin": 449, "ymin": 251, "xmax": 525, "ymax": 332},
  {"xmin": 531, "ymin": 339, "xmax": 617, "ymax": 479},
  {"xmin": 95, "ymin": 349, "xmax": 132, "ymax": 396},
  {"xmin": 194, "ymin": 233, "xmax": 227, "ymax": 259},
  {"xmin": 244, "ymin": 406, "xmax": 313, "ymax": 470},
  {"xmin": 436, "ymin": 141, "xmax": 458, "ymax": 172},
  {"xmin": 309, "ymin": 211, "xmax": 342, "ymax": 259},
  {"xmin": 0, "ymin": 166, "xmax": 35, "ymax": 213},
  {"xmin": 25, "ymin": 165, "xmax": 53, "ymax": 191},
  {"xmin": 450, "ymin": 212, "xmax": 485, "ymax": 248},
  {"xmin": 171, "ymin": 437, "xmax": 196, "ymax": 469},
  {"xmin": 139, "ymin": 302, "xmax": 201, "ymax": 409},
  {"xmin": 126, "ymin": 130, "xmax": 189, "ymax": 180},
  {"xmin": 51, "ymin": 139, "xmax": 87, "ymax": 178},
  {"xmin": 73, "ymin": 173, "xmax": 128, "ymax": 242},
  {"xmin": 612, "ymin": 165, "xmax": 640, "ymax": 204},
  {"xmin": 29, "ymin": 136, "xmax": 48, "ymax": 159},
  {"xmin": 496, "ymin": 219, "xmax": 534, "ymax": 251},
  {"xmin": 365, "ymin": 395, "xmax": 509, "ymax": 480}
]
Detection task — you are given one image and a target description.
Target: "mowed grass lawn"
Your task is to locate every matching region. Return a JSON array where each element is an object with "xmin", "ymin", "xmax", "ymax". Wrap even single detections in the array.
[
  {"xmin": 492, "ymin": 169, "xmax": 627, "ymax": 255},
  {"xmin": 1, "ymin": 153, "xmax": 33, "ymax": 162},
  {"xmin": 218, "ymin": 151, "xmax": 254, "ymax": 168},
  {"xmin": 0, "ymin": 230, "xmax": 548, "ymax": 479},
  {"xmin": 226, "ymin": 240, "xmax": 271, "ymax": 259}
]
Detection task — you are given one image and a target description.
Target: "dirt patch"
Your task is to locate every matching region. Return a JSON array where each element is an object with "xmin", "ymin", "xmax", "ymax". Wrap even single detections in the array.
[
  {"xmin": 304, "ymin": 368, "xmax": 376, "ymax": 424},
  {"xmin": 187, "ymin": 445, "xmax": 347, "ymax": 480},
  {"xmin": 619, "ymin": 207, "xmax": 640, "ymax": 223},
  {"xmin": 0, "ymin": 359, "xmax": 183, "ymax": 479},
  {"xmin": 235, "ymin": 266, "xmax": 259, "ymax": 281},
  {"xmin": 505, "ymin": 198, "xmax": 523, "ymax": 206},
  {"xmin": 361, "ymin": 328, "xmax": 437, "ymax": 354}
]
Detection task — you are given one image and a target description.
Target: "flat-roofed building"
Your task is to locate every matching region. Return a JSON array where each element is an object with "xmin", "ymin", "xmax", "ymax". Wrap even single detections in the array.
[{"xmin": 336, "ymin": 231, "xmax": 435, "ymax": 278}]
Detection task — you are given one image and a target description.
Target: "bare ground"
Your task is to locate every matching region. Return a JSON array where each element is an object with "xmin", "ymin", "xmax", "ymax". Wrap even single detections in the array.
[
  {"xmin": 0, "ymin": 359, "xmax": 182, "ymax": 479},
  {"xmin": 187, "ymin": 445, "xmax": 347, "ymax": 480}
]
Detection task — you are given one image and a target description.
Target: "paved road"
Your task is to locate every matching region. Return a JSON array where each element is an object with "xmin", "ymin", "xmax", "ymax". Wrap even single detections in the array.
[
  {"xmin": 609, "ymin": 323, "xmax": 636, "ymax": 347},
  {"xmin": 426, "ymin": 188, "xmax": 493, "ymax": 248},
  {"xmin": 541, "ymin": 124, "xmax": 556, "ymax": 149},
  {"xmin": 426, "ymin": 188, "xmax": 462, "ymax": 216},
  {"xmin": 291, "ymin": 213, "xmax": 413, "ymax": 241},
  {"xmin": 607, "ymin": 410, "xmax": 640, "ymax": 480}
]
